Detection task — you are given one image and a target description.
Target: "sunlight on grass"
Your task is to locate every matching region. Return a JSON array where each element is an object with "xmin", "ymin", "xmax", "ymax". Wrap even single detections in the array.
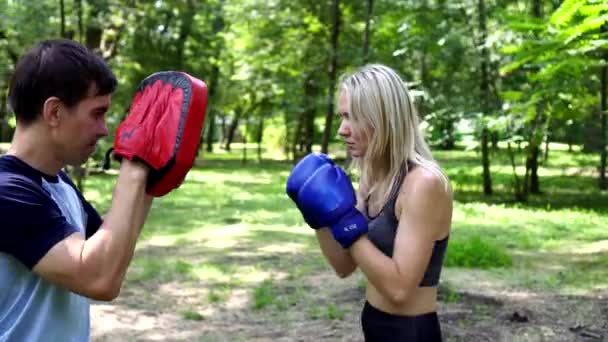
[
  {"xmin": 186, "ymin": 169, "xmax": 276, "ymax": 185},
  {"xmin": 199, "ymin": 143, "xmax": 289, "ymax": 161},
  {"xmin": 83, "ymin": 145, "xmax": 608, "ymax": 301},
  {"xmin": 445, "ymin": 235, "xmax": 513, "ymax": 268},
  {"xmin": 572, "ymin": 240, "xmax": 608, "ymax": 254},
  {"xmin": 192, "ymin": 264, "xmax": 232, "ymax": 281}
]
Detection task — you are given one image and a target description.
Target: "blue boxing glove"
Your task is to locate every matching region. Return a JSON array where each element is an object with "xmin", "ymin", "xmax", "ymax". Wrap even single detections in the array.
[
  {"xmin": 296, "ymin": 162, "xmax": 368, "ymax": 249},
  {"xmin": 286, "ymin": 153, "xmax": 334, "ymax": 228}
]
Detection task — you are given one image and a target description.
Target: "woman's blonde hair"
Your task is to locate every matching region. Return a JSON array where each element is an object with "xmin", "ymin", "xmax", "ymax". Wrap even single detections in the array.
[{"xmin": 338, "ymin": 64, "xmax": 448, "ymax": 210}]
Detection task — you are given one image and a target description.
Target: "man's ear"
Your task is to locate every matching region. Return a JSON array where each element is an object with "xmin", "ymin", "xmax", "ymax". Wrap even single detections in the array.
[{"xmin": 42, "ymin": 97, "xmax": 62, "ymax": 127}]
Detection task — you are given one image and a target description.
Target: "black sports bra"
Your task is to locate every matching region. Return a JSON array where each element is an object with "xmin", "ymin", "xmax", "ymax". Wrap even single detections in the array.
[{"xmin": 364, "ymin": 165, "xmax": 448, "ymax": 287}]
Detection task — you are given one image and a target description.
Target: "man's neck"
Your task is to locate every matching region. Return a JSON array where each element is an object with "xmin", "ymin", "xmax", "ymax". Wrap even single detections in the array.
[{"xmin": 8, "ymin": 125, "xmax": 64, "ymax": 176}]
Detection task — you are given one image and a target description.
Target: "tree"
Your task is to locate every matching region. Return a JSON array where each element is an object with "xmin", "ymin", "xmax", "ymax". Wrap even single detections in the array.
[
  {"xmin": 321, "ymin": 0, "xmax": 341, "ymax": 154},
  {"xmin": 363, "ymin": 0, "xmax": 373, "ymax": 64},
  {"xmin": 479, "ymin": 0, "xmax": 493, "ymax": 195},
  {"xmin": 502, "ymin": 0, "xmax": 608, "ymax": 193}
]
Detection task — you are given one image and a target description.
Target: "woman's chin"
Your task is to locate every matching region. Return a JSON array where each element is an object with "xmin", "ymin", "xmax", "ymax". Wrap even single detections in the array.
[{"xmin": 348, "ymin": 149, "xmax": 364, "ymax": 158}]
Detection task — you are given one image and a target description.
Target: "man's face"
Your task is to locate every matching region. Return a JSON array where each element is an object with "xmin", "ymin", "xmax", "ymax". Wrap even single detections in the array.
[{"xmin": 56, "ymin": 90, "xmax": 111, "ymax": 166}]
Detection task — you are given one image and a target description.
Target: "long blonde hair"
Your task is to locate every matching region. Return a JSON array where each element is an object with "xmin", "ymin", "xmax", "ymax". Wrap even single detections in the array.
[{"xmin": 339, "ymin": 64, "xmax": 448, "ymax": 210}]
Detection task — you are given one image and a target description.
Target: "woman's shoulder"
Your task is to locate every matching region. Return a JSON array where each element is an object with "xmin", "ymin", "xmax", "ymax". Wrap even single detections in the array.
[
  {"xmin": 402, "ymin": 165, "xmax": 451, "ymax": 198},
  {"xmin": 395, "ymin": 164, "xmax": 453, "ymax": 237},
  {"xmin": 395, "ymin": 165, "xmax": 452, "ymax": 218}
]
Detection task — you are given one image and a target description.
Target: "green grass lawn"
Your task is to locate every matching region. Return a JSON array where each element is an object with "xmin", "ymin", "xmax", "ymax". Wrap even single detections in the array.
[{"xmin": 83, "ymin": 143, "xmax": 608, "ymax": 318}]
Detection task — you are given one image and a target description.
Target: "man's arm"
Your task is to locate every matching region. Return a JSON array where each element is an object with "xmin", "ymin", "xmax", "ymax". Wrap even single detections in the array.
[{"xmin": 33, "ymin": 160, "xmax": 153, "ymax": 301}]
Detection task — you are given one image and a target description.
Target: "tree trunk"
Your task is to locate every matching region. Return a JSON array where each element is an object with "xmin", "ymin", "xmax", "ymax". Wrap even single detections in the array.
[
  {"xmin": 242, "ymin": 115, "xmax": 249, "ymax": 165},
  {"xmin": 0, "ymin": 34, "xmax": 18, "ymax": 142},
  {"xmin": 0, "ymin": 81, "xmax": 10, "ymax": 142},
  {"xmin": 526, "ymin": 0, "xmax": 544, "ymax": 195},
  {"xmin": 75, "ymin": 0, "xmax": 84, "ymax": 43},
  {"xmin": 362, "ymin": 0, "xmax": 373, "ymax": 64},
  {"xmin": 60, "ymin": 0, "xmax": 66, "ymax": 38},
  {"xmin": 205, "ymin": 111, "xmax": 216, "ymax": 152},
  {"xmin": 292, "ymin": 109, "xmax": 304, "ymax": 162},
  {"xmin": 221, "ymin": 114, "xmax": 228, "ymax": 144},
  {"xmin": 599, "ymin": 23, "xmax": 608, "ymax": 189},
  {"xmin": 256, "ymin": 116, "xmax": 264, "ymax": 162},
  {"xmin": 491, "ymin": 131, "xmax": 499, "ymax": 151},
  {"xmin": 204, "ymin": 3, "xmax": 225, "ymax": 153},
  {"xmin": 76, "ymin": 160, "xmax": 88, "ymax": 192},
  {"xmin": 525, "ymin": 101, "xmax": 545, "ymax": 195},
  {"xmin": 543, "ymin": 116, "xmax": 552, "ymax": 163},
  {"xmin": 481, "ymin": 129, "xmax": 492, "ymax": 194},
  {"xmin": 85, "ymin": 27, "xmax": 103, "ymax": 51},
  {"xmin": 543, "ymin": 132, "xmax": 550, "ymax": 163},
  {"xmin": 321, "ymin": 0, "xmax": 341, "ymax": 154},
  {"xmin": 508, "ymin": 142, "xmax": 526, "ymax": 202},
  {"xmin": 175, "ymin": 0, "xmax": 195, "ymax": 69},
  {"xmin": 479, "ymin": 0, "xmax": 492, "ymax": 195},
  {"xmin": 304, "ymin": 77, "xmax": 317, "ymax": 153},
  {"xmin": 527, "ymin": 144, "xmax": 540, "ymax": 193},
  {"xmin": 225, "ymin": 109, "xmax": 242, "ymax": 152}
]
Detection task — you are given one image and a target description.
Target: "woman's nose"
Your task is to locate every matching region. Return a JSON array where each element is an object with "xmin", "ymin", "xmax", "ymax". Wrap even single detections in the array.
[{"xmin": 337, "ymin": 119, "xmax": 350, "ymax": 137}]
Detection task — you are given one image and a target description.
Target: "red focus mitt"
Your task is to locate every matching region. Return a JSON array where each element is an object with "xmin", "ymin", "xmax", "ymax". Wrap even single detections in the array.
[{"xmin": 111, "ymin": 71, "xmax": 208, "ymax": 196}]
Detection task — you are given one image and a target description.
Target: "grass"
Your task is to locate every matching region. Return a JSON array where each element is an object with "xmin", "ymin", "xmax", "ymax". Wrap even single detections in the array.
[
  {"xmin": 82, "ymin": 142, "xmax": 608, "ymax": 322},
  {"xmin": 306, "ymin": 303, "xmax": 346, "ymax": 320},
  {"xmin": 181, "ymin": 309, "xmax": 205, "ymax": 321},
  {"xmin": 444, "ymin": 235, "xmax": 513, "ymax": 269},
  {"xmin": 252, "ymin": 279, "xmax": 277, "ymax": 310}
]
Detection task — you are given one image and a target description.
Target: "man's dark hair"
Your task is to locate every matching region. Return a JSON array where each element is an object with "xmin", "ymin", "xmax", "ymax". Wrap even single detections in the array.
[{"xmin": 8, "ymin": 39, "xmax": 117, "ymax": 124}]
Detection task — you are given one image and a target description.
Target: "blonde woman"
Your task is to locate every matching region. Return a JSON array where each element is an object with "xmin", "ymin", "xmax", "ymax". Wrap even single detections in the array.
[{"xmin": 286, "ymin": 64, "xmax": 452, "ymax": 341}]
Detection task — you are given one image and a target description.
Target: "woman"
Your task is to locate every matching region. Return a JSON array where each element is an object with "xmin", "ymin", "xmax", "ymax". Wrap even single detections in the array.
[{"xmin": 288, "ymin": 64, "xmax": 452, "ymax": 341}]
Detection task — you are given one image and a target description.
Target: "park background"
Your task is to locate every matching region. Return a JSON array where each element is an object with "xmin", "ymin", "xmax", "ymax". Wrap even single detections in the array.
[{"xmin": 1, "ymin": 0, "xmax": 607, "ymax": 340}]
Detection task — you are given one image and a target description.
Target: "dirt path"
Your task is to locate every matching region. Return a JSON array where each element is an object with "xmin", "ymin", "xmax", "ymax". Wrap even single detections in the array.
[{"xmin": 90, "ymin": 269, "xmax": 607, "ymax": 342}]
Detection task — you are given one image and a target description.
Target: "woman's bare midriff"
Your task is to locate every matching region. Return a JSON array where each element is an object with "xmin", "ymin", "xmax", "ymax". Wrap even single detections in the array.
[{"xmin": 366, "ymin": 282, "xmax": 437, "ymax": 316}]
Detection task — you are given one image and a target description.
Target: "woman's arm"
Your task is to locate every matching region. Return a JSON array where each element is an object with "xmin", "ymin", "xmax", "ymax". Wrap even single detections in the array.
[
  {"xmin": 349, "ymin": 169, "xmax": 452, "ymax": 305},
  {"xmin": 314, "ymin": 179, "xmax": 369, "ymax": 278},
  {"xmin": 315, "ymin": 228, "xmax": 357, "ymax": 278}
]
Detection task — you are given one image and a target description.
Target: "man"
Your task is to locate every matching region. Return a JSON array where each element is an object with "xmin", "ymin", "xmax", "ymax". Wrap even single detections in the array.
[{"xmin": 0, "ymin": 39, "xmax": 207, "ymax": 341}]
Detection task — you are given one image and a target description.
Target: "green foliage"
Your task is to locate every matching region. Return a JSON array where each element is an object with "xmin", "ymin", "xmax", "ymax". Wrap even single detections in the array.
[
  {"xmin": 86, "ymin": 145, "xmax": 607, "ymax": 292},
  {"xmin": 252, "ymin": 279, "xmax": 277, "ymax": 310},
  {"xmin": 75, "ymin": 146, "xmax": 608, "ymax": 333},
  {"xmin": 324, "ymin": 303, "xmax": 345, "ymax": 320},
  {"xmin": 207, "ymin": 286, "xmax": 231, "ymax": 304},
  {"xmin": 181, "ymin": 310, "xmax": 205, "ymax": 321},
  {"xmin": 445, "ymin": 235, "xmax": 513, "ymax": 269},
  {"xmin": 1, "ymin": 0, "xmax": 605, "ymax": 164},
  {"xmin": 356, "ymin": 276, "xmax": 367, "ymax": 291},
  {"xmin": 174, "ymin": 260, "xmax": 194, "ymax": 276},
  {"xmin": 262, "ymin": 116, "xmax": 288, "ymax": 150},
  {"xmin": 439, "ymin": 283, "xmax": 461, "ymax": 304},
  {"xmin": 307, "ymin": 303, "xmax": 345, "ymax": 321},
  {"xmin": 2, "ymin": 0, "xmax": 607, "ymax": 312},
  {"xmin": 550, "ymin": 0, "xmax": 586, "ymax": 26},
  {"xmin": 501, "ymin": 0, "xmax": 606, "ymax": 105}
]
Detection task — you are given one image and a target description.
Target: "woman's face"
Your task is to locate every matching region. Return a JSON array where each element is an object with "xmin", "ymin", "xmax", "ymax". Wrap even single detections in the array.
[{"xmin": 337, "ymin": 91, "xmax": 368, "ymax": 158}]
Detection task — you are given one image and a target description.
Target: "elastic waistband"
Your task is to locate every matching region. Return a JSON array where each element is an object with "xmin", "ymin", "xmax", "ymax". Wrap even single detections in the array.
[{"xmin": 363, "ymin": 301, "xmax": 438, "ymax": 322}]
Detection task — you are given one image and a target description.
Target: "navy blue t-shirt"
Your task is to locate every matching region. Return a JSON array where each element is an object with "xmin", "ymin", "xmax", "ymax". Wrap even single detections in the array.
[
  {"xmin": 0, "ymin": 155, "xmax": 102, "ymax": 269},
  {"xmin": 0, "ymin": 155, "xmax": 103, "ymax": 341}
]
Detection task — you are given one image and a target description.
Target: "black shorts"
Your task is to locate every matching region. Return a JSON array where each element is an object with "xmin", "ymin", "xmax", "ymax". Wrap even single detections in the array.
[{"xmin": 360, "ymin": 301, "xmax": 442, "ymax": 342}]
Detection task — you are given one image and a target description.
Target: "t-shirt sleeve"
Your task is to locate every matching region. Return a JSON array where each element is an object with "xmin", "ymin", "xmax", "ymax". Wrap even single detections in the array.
[
  {"xmin": 0, "ymin": 174, "xmax": 80, "ymax": 269},
  {"xmin": 58, "ymin": 171, "xmax": 102, "ymax": 239},
  {"xmin": 83, "ymin": 199, "xmax": 102, "ymax": 239}
]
